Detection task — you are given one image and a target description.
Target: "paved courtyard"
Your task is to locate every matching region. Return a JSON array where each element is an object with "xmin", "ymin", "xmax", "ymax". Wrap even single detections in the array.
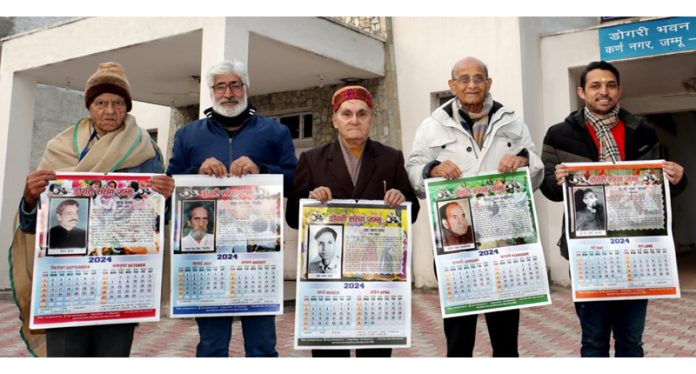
[{"xmin": 1, "ymin": 286, "xmax": 695, "ymax": 357}]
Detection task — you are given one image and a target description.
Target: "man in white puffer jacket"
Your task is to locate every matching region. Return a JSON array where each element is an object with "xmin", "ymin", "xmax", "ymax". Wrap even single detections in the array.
[{"xmin": 406, "ymin": 57, "xmax": 543, "ymax": 357}]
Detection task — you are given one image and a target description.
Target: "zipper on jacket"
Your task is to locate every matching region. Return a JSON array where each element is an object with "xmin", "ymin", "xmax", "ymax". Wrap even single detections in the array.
[
  {"xmin": 480, "ymin": 110, "xmax": 513, "ymax": 151},
  {"xmin": 228, "ymin": 138, "xmax": 233, "ymax": 166},
  {"xmin": 221, "ymin": 115, "xmax": 255, "ymax": 167},
  {"xmin": 485, "ymin": 110, "xmax": 512, "ymax": 138}
]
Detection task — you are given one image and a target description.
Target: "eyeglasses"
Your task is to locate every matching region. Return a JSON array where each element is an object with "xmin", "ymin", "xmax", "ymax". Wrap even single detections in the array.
[
  {"xmin": 453, "ymin": 75, "xmax": 487, "ymax": 86},
  {"xmin": 92, "ymin": 99, "xmax": 126, "ymax": 109},
  {"xmin": 212, "ymin": 81, "xmax": 245, "ymax": 94}
]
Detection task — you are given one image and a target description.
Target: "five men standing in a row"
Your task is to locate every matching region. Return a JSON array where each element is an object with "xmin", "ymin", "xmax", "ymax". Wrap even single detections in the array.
[{"xmin": 12, "ymin": 56, "xmax": 686, "ymax": 358}]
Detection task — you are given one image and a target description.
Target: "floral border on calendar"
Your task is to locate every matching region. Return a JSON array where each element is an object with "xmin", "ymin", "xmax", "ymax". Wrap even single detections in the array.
[
  {"xmin": 564, "ymin": 161, "xmax": 668, "ymax": 239},
  {"xmin": 38, "ymin": 173, "xmax": 164, "ymax": 257},
  {"xmin": 298, "ymin": 201, "xmax": 411, "ymax": 282},
  {"xmin": 425, "ymin": 169, "xmax": 538, "ymax": 255},
  {"xmin": 171, "ymin": 184, "xmax": 283, "ymax": 254}
]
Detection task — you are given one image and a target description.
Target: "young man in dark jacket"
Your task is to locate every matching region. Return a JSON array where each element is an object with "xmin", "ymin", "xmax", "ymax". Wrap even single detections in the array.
[{"xmin": 540, "ymin": 60, "xmax": 686, "ymax": 357}]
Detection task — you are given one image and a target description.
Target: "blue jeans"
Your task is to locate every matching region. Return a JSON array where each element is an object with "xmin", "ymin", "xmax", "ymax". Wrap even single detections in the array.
[
  {"xmin": 574, "ymin": 299, "xmax": 648, "ymax": 357},
  {"xmin": 195, "ymin": 316, "xmax": 278, "ymax": 357}
]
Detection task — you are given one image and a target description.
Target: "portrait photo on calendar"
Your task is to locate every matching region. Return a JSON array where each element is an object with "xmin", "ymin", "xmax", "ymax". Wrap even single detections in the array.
[
  {"xmin": 570, "ymin": 186, "xmax": 607, "ymax": 237},
  {"xmin": 437, "ymin": 198, "xmax": 476, "ymax": 253},
  {"xmin": 180, "ymin": 200, "xmax": 216, "ymax": 253},
  {"xmin": 307, "ymin": 224, "xmax": 343, "ymax": 280},
  {"xmin": 565, "ymin": 165, "xmax": 668, "ymax": 239},
  {"xmin": 46, "ymin": 197, "xmax": 89, "ymax": 256}
]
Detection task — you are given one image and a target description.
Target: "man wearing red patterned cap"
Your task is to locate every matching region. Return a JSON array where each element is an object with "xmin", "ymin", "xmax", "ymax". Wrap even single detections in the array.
[
  {"xmin": 11, "ymin": 62, "xmax": 174, "ymax": 357},
  {"xmin": 286, "ymin": 85, "xmax": 420, "ymax": 357}
]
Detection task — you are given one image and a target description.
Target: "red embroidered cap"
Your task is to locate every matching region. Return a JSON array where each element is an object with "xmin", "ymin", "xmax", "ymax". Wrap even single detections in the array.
[{"xmin": 331, "ymin": 85, "xmax": 373, "ymax": 113}]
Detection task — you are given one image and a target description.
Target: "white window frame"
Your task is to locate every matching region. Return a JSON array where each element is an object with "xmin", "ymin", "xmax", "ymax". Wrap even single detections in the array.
[
  {"xmin": 268, "ymin": 108, "xmax": 314, "ymax": 149},
  {"xmin": 432, "ymin": 90, "xmax": 454, "ymax": 111}
]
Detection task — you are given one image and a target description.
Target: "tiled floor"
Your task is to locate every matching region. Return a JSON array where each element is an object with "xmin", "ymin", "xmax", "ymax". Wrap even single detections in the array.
[{"xmin": 2, "ymin": 285, "xmax": 695, "ymax": 357}]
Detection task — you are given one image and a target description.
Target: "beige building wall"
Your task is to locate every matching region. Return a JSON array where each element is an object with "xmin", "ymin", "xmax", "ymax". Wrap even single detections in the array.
[{"xmin": 539, "ymin": 27, "xmax": 599, "ymax": 286}]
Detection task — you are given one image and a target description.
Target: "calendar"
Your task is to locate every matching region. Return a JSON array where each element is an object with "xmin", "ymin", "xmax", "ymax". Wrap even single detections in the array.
[
  {"xmin": 425, "ymin": 168, "xmax": 551, "ymax": 318},
  {"xmin": 30, "ymin": 173, "xmax": 165, "ymax": 329},
  {"xmin": 294, "ymin": 200, "xmax": 412, "ymax": 349},
  {"xmin": 169, "ymin": 175, "xmax": 284, "ymax": 317},
  {"xmin": 563, "ymin": 161, "xmax": 680, "ymax": 301}
]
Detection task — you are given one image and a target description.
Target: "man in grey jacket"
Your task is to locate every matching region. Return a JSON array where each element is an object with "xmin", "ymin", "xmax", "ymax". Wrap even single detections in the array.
[{"xmin": 406, "ymin": 56, "xmax": 543, "ymax": 357}]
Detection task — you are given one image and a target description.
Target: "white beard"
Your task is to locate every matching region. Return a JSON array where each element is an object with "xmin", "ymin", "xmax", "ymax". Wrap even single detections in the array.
[
  {"xmin": 191, "ymin": 228, "xmax": 208, "ymax": 242},
  {"xmin": 213, "ymin": 95, "xmax": 248, "ymax": 118}
]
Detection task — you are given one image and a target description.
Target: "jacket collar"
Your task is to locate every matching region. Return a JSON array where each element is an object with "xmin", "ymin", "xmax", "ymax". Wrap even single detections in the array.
[
  {"xmin": 442, "ymin": 98, "xmax": 503, "ymax": 121},
  {"xmin": 566, "ymin": 106, "xmax": 643, "ymax": 130},
  {"xmin": 326, "ymin": 138, "xmax": 378, "ymax": 199},
  {"xmin": 435, "ymin": 97, "xmax": 513, "ymax": 133},
  {"xmin": 203, "ymin": 105, "xmax": 256, "ymax": 135},
  {"xmin": 316, "ymin": 257, "xmax": 340, "ymax": 272},
  {"xmin": 203, "ymin": 104, "xmax": 256, "ymax": 120},
  {"xmin": 566, "ymin": 106, "xmax": 647, "ymax": 161}
]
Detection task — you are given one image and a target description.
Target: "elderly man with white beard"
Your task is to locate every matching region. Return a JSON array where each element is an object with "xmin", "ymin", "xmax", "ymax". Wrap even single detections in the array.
[
  {"xmin": 167, "ymin": 60, "xmax": 297, "ymax": 357},
  {"xmin": 181, "ymin": 202, "xmax": 214, "ymax": 251}
]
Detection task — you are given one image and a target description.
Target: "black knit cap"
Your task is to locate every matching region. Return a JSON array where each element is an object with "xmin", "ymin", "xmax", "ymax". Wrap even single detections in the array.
[{"xmin": 84, "ymin": 62, "xmax": 133, "ymax": 112}]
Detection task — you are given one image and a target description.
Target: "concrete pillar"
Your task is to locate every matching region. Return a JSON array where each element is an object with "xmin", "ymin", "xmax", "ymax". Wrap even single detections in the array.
[{"xmin": 0, "ymin": 73, "xmax": 37, "ymax": 288}]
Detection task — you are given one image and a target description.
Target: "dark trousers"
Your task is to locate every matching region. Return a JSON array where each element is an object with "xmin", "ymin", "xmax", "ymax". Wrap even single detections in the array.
[
  {"xmin": 311, "ymin": 348, "xmax": 392, "ymax": 357},
  {"xmin": 443, "ymin": 309, "xmax": 519, "ymax": 357},
  {"xmin": 195, "ymin": 315, "xmax": 278, "ymax": 357},
  {"xmin": 575, "ymin": 299, "xmax": 647, "ymax": 357},
  {"xmin": 46, "ymin": 323, "xmax": 136, "ymax": 357}
]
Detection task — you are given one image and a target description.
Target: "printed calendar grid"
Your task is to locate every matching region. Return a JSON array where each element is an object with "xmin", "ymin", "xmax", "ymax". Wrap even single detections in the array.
[
  {"xmin": 39, "ymin": 266, "xmax": 156, "ymax": 313},
  {"xmin": 443, "ymin": 255, "xmax": 545, "ymax": 304},
  {"xmin": 575, "ymin": 247, "xmax": 673, "ymax": 288},
  {"xmin": 176, "ymin": 264, "xmax": 278, "ymax": 303}
]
